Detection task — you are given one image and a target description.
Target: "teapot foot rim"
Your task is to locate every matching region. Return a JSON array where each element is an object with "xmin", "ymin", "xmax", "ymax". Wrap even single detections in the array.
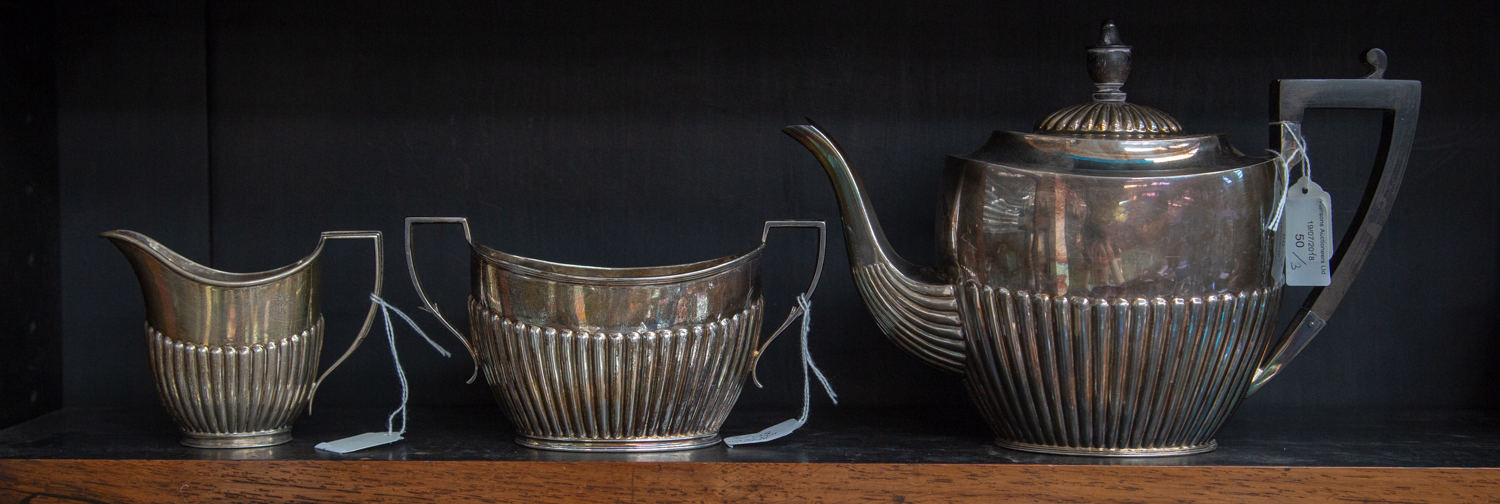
[{"xmin": 995, "ymin": 438, "xmax": 1217, "ymax": 458}]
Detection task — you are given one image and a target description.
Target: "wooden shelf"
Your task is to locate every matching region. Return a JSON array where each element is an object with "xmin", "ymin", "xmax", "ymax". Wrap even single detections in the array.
[{"xmin": 3, "ymin": 406, "xmax": 1499, "ymax": 502}]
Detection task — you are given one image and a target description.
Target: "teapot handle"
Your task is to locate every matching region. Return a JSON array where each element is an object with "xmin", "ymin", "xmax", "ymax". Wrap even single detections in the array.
[
  {"xmin": 1247, "ymin": 49, "xmax": 1421, "ymax": 396},
  {"xmin": 307, "ymin": 230, "xmax": 384, "ymax": 411},
  {"xmin": 747, "ymin": 220, "xmax": 827, "ymax": 387},
  {"xmin": 404, "ymin": 217, "xmax": 482, "ymax": 384}
]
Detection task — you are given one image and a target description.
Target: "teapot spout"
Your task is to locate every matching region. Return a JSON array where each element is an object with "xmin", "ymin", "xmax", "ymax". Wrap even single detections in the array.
[{"xmin": 783, "ymin": 125, "xmax": 967, "ymax": 375}]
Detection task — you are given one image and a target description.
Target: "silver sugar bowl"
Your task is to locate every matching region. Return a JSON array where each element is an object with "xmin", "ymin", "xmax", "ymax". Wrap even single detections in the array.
[{"xmin": 405, "ymin": 217, "xmax": 826, "ymax": 452}]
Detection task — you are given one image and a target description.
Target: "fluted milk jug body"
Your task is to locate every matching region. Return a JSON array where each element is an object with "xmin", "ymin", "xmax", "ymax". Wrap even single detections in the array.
[{"xmin": 103, "ymin": 230, "xmax": 384, "ymax": 448}]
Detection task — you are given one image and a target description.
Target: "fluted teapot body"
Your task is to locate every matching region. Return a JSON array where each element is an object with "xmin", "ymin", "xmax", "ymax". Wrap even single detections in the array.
[{"xmin": 787, "ymin": 21, "xmax": 1420, "ymax": 456}]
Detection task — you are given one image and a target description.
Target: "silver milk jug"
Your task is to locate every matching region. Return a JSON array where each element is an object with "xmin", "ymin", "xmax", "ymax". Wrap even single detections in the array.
[
  {"xmin": 103, "ymin": 230, "xmax": 385, "ymax": 448},
  {"xmin": 785, "ymin": 21, "xmax": 1420, "ymax": 456}
]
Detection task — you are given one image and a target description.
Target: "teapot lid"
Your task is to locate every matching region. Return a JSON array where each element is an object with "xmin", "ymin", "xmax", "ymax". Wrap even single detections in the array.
[
  {"xmin": 959, "ymin": 20, "xmax": 1264, "ymax": 173},
  {"xmin": 1035, "ymin": 21, "xmax": 1183, "ymax": 136}
]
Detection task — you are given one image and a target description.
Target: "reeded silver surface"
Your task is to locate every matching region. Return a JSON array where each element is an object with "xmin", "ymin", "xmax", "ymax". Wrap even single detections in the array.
[
  {"xmin": 785, "ymin": 25, "xmax": 1415, "ymax": 457},
  {"xmin": 103, "ymin": 230, "xmax": 384, "ymax": 448},
  {"xmin": 850, "ymin": 263, "xmax": 963, "ymax": 374},
  {"xmin": 407, "ymin": 217, "xmax": 824, "ymax": 452},
  {"xmin": 1035, "ymin": 101, "xmax": 1182, "ymax": 136},
  {"xmin": 147, "ymin": 320, "xmax": 323, "ymax": 448},
  {"xmin": 962, "ymin": 286, "xmax": 1279, "ymax": 456},
  {"xmin": 470, "ymin": 299, "xmax": 763, "ymax": 452}
]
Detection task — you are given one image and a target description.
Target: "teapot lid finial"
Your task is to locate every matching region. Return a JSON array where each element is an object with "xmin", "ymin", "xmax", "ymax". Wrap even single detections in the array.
[
  {"xmin": 1035, "ymin": 21, "xmax": 1183, "ymax": 136},
  {"xmin": 1088, "ymin": 20, "xmax": 1130, "ymax": 102}
]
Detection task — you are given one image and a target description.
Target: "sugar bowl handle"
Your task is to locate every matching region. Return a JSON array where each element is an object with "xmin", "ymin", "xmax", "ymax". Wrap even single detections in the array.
[
  {"xmin": 748, "ymin": 220, "xmax": 827, "ymax": 387},
  {"xmin": 404, "ymin": 216, "xmax": 482, "ymax": 383},
  {"xmin": 1248, "ymin": 49, "xmax": 1422, "ymax": 395}
]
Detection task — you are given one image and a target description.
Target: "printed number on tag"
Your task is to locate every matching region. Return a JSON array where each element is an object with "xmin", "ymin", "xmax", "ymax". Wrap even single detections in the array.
[{"xmin": 1282, "ymin": 177, "xmax": 1333, "ymax": 286}]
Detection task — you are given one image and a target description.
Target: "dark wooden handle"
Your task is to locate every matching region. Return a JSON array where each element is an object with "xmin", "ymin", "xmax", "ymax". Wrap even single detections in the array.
[{"xmin": 1248, "ymin": 49, "xmax": 1422, "ymax": 395}]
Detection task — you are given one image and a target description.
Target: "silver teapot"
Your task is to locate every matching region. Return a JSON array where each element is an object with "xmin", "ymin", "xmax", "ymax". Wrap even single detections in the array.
[{"xmin": 786, "ymin": 21, "xmax": 1420, "ymax": 456}]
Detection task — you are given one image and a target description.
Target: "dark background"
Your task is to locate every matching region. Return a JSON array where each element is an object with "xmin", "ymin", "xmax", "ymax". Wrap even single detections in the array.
[
  {"xmin": 3, "ymin": 0, "xmax": 1496, "ymax": 430},
  {"xmin": 1, "ymin": 0, "xmax": 62, "ymax": 428}
]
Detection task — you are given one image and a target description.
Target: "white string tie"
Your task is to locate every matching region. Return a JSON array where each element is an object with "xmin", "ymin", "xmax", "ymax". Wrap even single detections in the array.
[
  {"xmin": 724, "ymin": 293, "xmax": 837, "ymax": 447},
  {"xmin": 371, "ymin": 293, "xmax": 450, "ymax": 435},
  {"xmin": 315, "ymin": 294, "xmax": 450, "ymax": 453},
  {"xmin": 1266, "ymin": 121, "xmax": 1310, "ymax": 232}
]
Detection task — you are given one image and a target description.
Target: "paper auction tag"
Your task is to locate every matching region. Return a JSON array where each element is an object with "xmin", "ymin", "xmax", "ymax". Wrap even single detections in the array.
[
  {"xmin": 314, "ymin": 294, "xmax": 452, "ymax": 455},
  {"xmin": 316, "ymin": 432, "xmax": 404, "ymax": 454},
  {"xmin": 1282, "ymin": 176, "xmax": 1333, "ymax": 286},
  {"xmin": 725, "ymin": 418, "xmax": 803, "ymax": 446}
]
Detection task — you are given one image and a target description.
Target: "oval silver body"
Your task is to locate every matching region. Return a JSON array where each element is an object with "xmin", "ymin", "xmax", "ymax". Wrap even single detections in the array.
[
  {"xmin": 103, "ymin": 230, "xmax": 329, "ymax": 448},
  {"xmin": 103, "ymin": 230, "xmax": 322, "ymax": 347},
  {"xmin": 933, "ymin": 132, "xmax": 1285, "ymax": 455},
  {"xmin": 462, "ymin": 242, "xmax": 767, "ymax": 452},
  {"xmin": 469, "ymin": 243, "xmax": 762, "ymax": 334},
  {"xmin": 941, "ymin": 131, "xmax": 1279, "ymax": 298}
]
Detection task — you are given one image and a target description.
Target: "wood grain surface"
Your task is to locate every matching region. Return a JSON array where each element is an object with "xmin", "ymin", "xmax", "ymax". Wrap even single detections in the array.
[{"xmin": 2, "ymin": 460, "xmax": 1498, "ymax": 503}]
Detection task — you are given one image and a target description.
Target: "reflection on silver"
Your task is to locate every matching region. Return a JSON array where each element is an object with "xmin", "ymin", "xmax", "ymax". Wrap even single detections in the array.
[
  {"xmin": 193, "ymin": 444, "xmax": 293, "ymax": 461},
  {"xmin": 982, "ymin": 182, "xmax": 1027, "ymax": 231},
  {"xmin": 406, "ymin": 217, "xmax": 825, "ymax": 452},
  {"xmin": 103, "ymin": 230, "xmax": 385, "ymax": 448}
]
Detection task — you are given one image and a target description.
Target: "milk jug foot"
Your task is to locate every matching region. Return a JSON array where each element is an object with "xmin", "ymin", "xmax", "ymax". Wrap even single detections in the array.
[{"xmin": 180, "ymin": 429, "xmax": 293, "ymax": 449}]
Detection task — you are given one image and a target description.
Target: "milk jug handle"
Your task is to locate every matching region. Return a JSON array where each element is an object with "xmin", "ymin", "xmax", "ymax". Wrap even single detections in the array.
[
  {"xmin": 404, "ymin": 217, "xmax": 482, "ymax": 384},
  {"xmin": 307, "ymin": 230, "xmax": 385, "ymax": 411},
  {"xmin": 1248, "ymin": 49, "xmax": 1421, "ymax": 396},
  {"xmin": 749, "ymin": 220, "xmax": 827, "ymax": 387}
]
